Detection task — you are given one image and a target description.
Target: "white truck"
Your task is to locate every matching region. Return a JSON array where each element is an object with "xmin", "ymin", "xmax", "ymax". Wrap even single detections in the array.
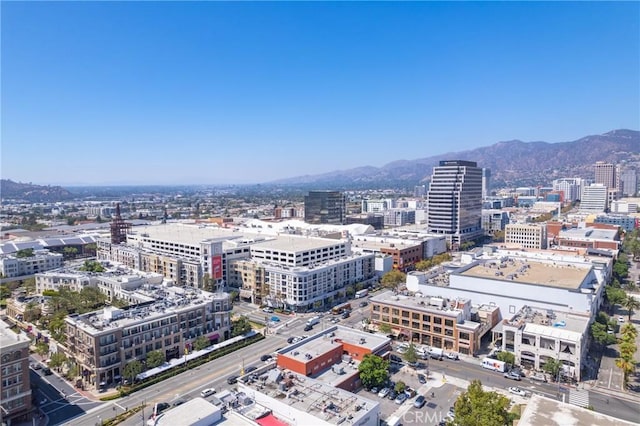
[
  {"xmin": 306, "ymin": 316, "xmax": 321, "ymax": 327},
  {"xmin": 429, "ymin": 347, "xmax": 444, "ymax": 360},
  {"xmin": 481, "ymin": 358, "xmax": 507, "ymax": 372}
]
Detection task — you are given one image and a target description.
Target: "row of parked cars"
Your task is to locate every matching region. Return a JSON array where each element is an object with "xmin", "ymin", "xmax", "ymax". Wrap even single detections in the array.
[{"xmin": 367, "ymin": 383, "xmax": 426, "ymax": 407}]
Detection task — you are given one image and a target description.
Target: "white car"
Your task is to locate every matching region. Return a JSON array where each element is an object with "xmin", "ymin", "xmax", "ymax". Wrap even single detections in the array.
[
  {"xmin": 377, "ymin": 387, "xmax": 390, "ymax": 398},
  {"xmin": 200, "ymin": 388, "xmax": 216, "ymax": 398},
  {"xmin": 618, "ymin": 316, "xmax": 625, "ymax": 323},
  {"xmin": 508, "ymin": 387, "xmax": 527, "ymax": 397}
]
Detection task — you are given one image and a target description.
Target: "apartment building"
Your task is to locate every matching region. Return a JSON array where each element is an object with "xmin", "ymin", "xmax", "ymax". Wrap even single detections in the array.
[
  {"xmin": 580, "ymin": 184, "xmax": 608, "ymax": 213},
  {"xmin": 369, "ymin": 291, "xmax": 499, "ymax": 356},
  {"xmin": 0, "ymin": 249, "xmax": 63, "ymax": 278},
  {"xmin": 0, "ymin": 321, "xmax": 32, "ymax": 423},
  {"xmin": 504, "ymin": 223, "xmax": 547, "ymax": 250},
  {"xmin": 62, "ymin": 285, "xmax": 231, "ymax": 388},
  {"xmin": 260, "ymin": 253, "xmax": 376, "ymax": 312},
  {"xmin": 553, "ymin": 178, "xmax": 586, "ymax": 203}
]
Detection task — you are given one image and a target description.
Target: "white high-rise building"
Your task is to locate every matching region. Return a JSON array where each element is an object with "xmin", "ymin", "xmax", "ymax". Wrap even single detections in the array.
[
  {"xmin": 553, "ymin": 178, "xmax": 587, "ymax": 203},
  {"xmin": 427, "ymin": 160, "xmax": 483, "ymax": 247},
  {"xmin": 620, "ymin": 168, "xmax": 638, "ymax": 196},
  {"xmin": 580, "ymin": 184, "xmax": 608, "ymax": 213}
]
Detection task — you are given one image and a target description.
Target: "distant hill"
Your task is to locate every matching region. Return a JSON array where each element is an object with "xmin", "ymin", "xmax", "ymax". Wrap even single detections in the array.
[
  {"xmin": 1, "ymin": 179, "xmax": 74, "ymax": 202},
  {"xmin": 271, "ymin": 129, "xmax": 640, "ymax": 188}
]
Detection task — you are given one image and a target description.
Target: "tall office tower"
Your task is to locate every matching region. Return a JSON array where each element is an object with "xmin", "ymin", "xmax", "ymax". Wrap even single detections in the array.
[
  {"xmin": 427, "ymin": 160, "xmax": 483, "ymax": 248},
  {"xmin": 414, "ymin": 185, "xmax": 426, "ymax": 198},
  {"xmin": 594, "ymin": 161, "xmax": 616, "ymax": 189},
  {"xmin": 580, "ymin": 183, "xmax": 608, "ymax": 213},
  {"xmin": 304, "ymin": 190, "xmax": 346, "ymax": 225},
  {"xmin": 621, "ymin": 168, "xmax": 638, "ymax": 196},
  {"xmin": 482, "ymin": 168, "xmax": 491, "ymax": 198}
]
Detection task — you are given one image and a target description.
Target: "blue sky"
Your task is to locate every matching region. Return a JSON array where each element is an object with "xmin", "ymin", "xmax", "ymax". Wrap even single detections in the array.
[{"xmin": 2, "ymin": 1, "xmax": 639, "ymax": 186}]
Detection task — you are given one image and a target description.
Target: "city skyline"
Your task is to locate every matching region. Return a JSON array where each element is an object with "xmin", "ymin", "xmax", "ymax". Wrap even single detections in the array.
[{"xmin": 2, "ymin": 2, "xmax": 639, "ymax": 186}]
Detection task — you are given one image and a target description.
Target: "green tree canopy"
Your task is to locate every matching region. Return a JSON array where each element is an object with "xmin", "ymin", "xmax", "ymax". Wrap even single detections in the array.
[
  {"xmin": 358, "ymin": 354, "xmax": 390, "ymax": 390},
  {"xmin": 49, "ymin": 352, "xmax": 67, "ymax": 371},
  {"xmin": 123, "ymin": 360, "xmax": 143, "ymax": 384},
  {"xmin": 78, "ymin": 260, "xmax": 105, "ymax": 273},
  {"xmin": 15, "ymin": 248, "xmax": 35, "ymax": 258},
  {"xmin": 378, "ymin": 322, "xmax": 392, "ymax": 335},
  {"xmin": 452, "ymin": 380, "xmax": 514, "ymax": 426},
  {"xmin": 394, "ymin": 380, "xmax": 406, "ymax": 393},
  {"xmin": 496, "ymin": 351, "xmax": 515, "ymax": 366},
  {"xmin": 145, "ymin": 350, "xmax": 165, "ymax": 369},
  {"xmin": 542, "ymin": 358, "xmax": 563, "ymax": 380},
  {"xmin": 231, "ymin": 316, "xmax": 252, "ymax": 337},
  {"xmin": 380, "ymin": 270, "xmax": 406, "ymax": 292},
  {"xmin": 591, "ymin": 321, "xmax": 617, "ymax": 346},
  {"xmin": 193, "ymin": 335, "xmax": 211, "ymax": 351},
  {"xmin": 606, "ymin": 286, "xmax": 626, "ymax": 307},
  {"xmin": 403, "ymin": 343, "xmax": 418, "ymax": 365}
]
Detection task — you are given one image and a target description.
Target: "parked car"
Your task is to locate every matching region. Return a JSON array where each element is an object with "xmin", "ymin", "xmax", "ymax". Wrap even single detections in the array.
[
  {"xmin": 172, "ymin": 399, "xmax": 187, "ymax": 407},
  {"xmin": 262, "ymin": 307, "xmax": 274, "ymax": 313},
  {"xmin": 618, "ymin": 316, "xmax": 625, "ymax": 323},
  {"xmin": 200, "ymin": 388, "xmax": 216, "ymax": 398},
  {"xmin": 418, "ymin": 374, "xmax": 427, "ymax": 384},
  {"xmin": 43, "ymin": 367, "xmax": 53, "ymax": 376},
  {"xmin": 504, "ymin": 371, "xmax": 522, "ymax": 381},
  {"xmin": 359, "ymin": 301, "xmax": 368, "ymax": 307},
  {"xmin": 156, "ymin": 402, "xmax": 170, "ymax": 413},
  {"xmin": 377, "ymin": 387, "xmax": 390, "ymax": 398},
  {"xmin": 227, "ymin": 375, "xmax": 240, "ymax": 385},
  {"xmin": 404, "ymin": 387, "xmax": 416, "ymax": 398},
  {"xmin": 414, "ymin": 395, "xmax": 426, "ymax": 408},
  {"xmin": 530, "ymin": 373, "xmax": 547, "ymax": 383},
  {"xmin": 31, "ymin": 362, "xmax": 42, "ymax": 370},
  {"xmin": 508, "ymin": 386, "xmax": 527, "ymax": 397},
  {"xmin": 446, "ymin": 352, "xmax": 459, "ymax": 360},
  {"xmin": 394, "ymin": 393, "xmax": 408, "ymax": 404},
  {"xmin": 260, "ymin": 354, "xmax": 272, "ymax": 362},
  {"xmin": 370, "ymin": 387, "xmax": 379, "ymax": 394},
  {"xmin": 388, "ymin": 389, "xmax": 398, "ymax": 400}
]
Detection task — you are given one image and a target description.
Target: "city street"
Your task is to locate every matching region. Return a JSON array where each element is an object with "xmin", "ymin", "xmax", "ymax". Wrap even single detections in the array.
[{"xmin": 60, "ymin": 298, "xmax": 640, "ymax": 425}]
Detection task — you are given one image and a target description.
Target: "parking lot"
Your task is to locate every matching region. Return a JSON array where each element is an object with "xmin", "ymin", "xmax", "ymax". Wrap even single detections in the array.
[{"xmin": 356, "ymin": 363, "xmax": 464, "ymax": 426}]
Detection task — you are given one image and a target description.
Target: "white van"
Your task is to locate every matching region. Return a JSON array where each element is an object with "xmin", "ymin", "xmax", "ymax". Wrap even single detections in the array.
[{"xmin": 200, "ymin": 388, "xmax": 216, "ymax": 398}]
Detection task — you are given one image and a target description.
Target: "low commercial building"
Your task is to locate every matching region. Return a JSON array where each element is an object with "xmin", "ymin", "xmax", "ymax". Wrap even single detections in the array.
[
  {"xmin": 369, "ymin": 291, "xmax": 499, "ymax": 356},
  {"xmin": 0, "ymin": 321, "xmax": 32, "ymax": 423},
  {"xmin": 237, "ymin": 326, "xmax": 384, "ymax": 426},
  {"xmin": 494, "ymin": 306, "xmax": 589, "ymax": 380},
  {"xmin": 275, "ymin": 325, "xmax": 392, "ymax": 391},
  {"xmin": 62, "ymin": 285, "xmax": 231, "ymax": 388},
  {"xmin": 555, "ymin": 227, "xmax": 620, "ymax": 251},
  {"xmin": 0, "ymin": 249, "xmax": 63, "ymax": 278}
]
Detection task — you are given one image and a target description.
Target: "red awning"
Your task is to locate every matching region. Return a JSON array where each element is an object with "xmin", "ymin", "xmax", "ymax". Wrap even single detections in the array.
[{"xmin": 255, "ymin": 413, "xmax": 289, "ymax": 426}]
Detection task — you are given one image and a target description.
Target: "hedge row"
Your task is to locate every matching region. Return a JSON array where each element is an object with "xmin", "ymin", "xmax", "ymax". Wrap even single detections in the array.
[{"xmin": 100, "ymin": 333, "xmax": 265, "ymax": 401}]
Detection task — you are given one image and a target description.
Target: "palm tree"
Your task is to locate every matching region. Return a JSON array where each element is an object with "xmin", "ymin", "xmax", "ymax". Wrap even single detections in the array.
[
  {"xmin": 615, "ymin": 357, "xmax": 636, "ymax": 389},
  {"xmin": 622, "ymin": 295, "xmax": 640, "ymax": 321}
]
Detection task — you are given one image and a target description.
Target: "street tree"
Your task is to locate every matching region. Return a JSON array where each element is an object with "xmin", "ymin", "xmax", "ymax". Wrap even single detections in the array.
[
  {"xmin": 620, "ymin": 323, "xmax": 638, "ymax": 341},
  {"xmin": 35, "ymin": 342, "xmax": 49, "ymax": 357},
  {"xmin": 622, "ymin": 295, "xmax": 640, "ymax": 321},
  {"xmin": 145, "ymin": 350, "xmax": 165, "ymax": 369},
  {"xmin": 123, "ymin": 360, "xmax": 143, "ymax": 385},
  {"xmin": 452, "ymin": 380, "xmax": 514, "ymax": 426},
  {"xmin": 378, "ymin": 322, "xmax": 392, "ymax": 335},
  {"xmin": 193, "ymin": 335, "xmax": 210, "ymax": 351},
  {"xmin": 542, "ymin": 358, "xmax": 563, "ymax": 380},
  {"xmin": 606, "ymin": 286, "xmax": 626, "ymax": 308},
  {"xmin": 496, "ymin": 351, "xmax": 515, "ymax": 366},
  {"xmin": 394, "ymin": 380, "xmax": 406, "ymax": 393},
  {"xmin": 615, "ymin": 357, "xmax": 636, "ymax": 389},
  {"xmin": 49, "ymin": 352, "xmax": 67, "ymax": 372},
  {"xmin": 380, "ymin": 270, "xmax": 407, "ymax": 293},
  {"xmin": 358, "ymin": 354, "xmax": 390, "ymax": 390},
  {"xmin": 590, "ymin": 322, "xmax": 617, "ymax": 346},
  {"xmin": 231, "ymin": 316, "xmax": 252, "ymax": 337},
  {"xmin": 403, "ymin": 343, "xmax": 418, "ymax": 365}
]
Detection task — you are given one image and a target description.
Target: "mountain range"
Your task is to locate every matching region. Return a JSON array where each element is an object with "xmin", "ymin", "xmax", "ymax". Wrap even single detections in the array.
[
  {"xmin": 271, "ymin": 129, "xmax": 640, "ymax": 189},
  {"xmin": 0, "ymin": 179, "xmax": 75, "ymax": 202}
]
